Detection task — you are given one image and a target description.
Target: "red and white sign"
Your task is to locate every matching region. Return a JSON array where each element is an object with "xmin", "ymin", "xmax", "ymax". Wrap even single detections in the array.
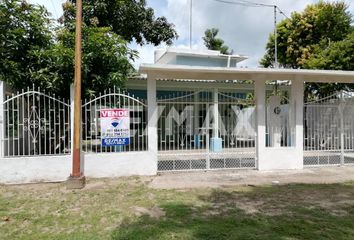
[{"xmin": 100, "ymin": 109, "xmax": 130, "ymax": 146}]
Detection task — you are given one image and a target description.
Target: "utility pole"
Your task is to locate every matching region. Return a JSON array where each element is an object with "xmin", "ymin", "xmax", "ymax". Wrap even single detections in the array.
[
  {"xmin": 190, "ymin": 0, "xmax": 193, "ymax": 49},
  {"xmin": 274, "ymin": 5, "xmax": 278, "ymax": 69},
  {"xmin": 67, "ymin": 0, "xmax": 85, "ymax": 189}
]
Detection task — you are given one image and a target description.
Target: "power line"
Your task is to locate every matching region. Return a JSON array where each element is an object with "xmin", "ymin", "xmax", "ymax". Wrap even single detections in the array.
[
  {"xmin": 210, "ymin": 0, "xmax": 290, "ymax": 68},
  {"xmin": 276, "ymin": 6, "xmax": 289, "ymax": 19},
  {"xmin": 212, "ymin": 0, "xmax": 289, "ymax": 18},
  {"xmin": 212, "ymin": 0, "xmax": 273, "ymax": 8}
]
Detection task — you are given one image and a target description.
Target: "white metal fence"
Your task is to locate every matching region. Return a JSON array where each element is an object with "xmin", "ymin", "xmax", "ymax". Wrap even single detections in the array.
[
  {"xmin": 81, "ymin": 87, "xmax": 147, "ymax": 153},
  {"xmin": 1, "ymin": 85, "xmax": 148, "ymax": 157},
  {"xmin": 157, "ymin": 90, "xmax": 256, "ymax": 172},
  {"xmin": 304, "ymin": 91, "xmax": 354, "ymax": 166},
  {"xmin": 4, "ymin": 82, "xmax": 354, "ymax": 171},
  {"xmin": 265, "ymin": 91, "xmax": 293, "ymax": 148},
  {"xmin": 2, "ymin": 86, "xmax": 71, "ymax": 157}
]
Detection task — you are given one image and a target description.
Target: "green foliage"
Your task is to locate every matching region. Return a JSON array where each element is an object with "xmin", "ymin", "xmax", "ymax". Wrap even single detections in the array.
[
  {"xmin": 260, "ymin": 1, "xmax": 353, "ymax": 97},
  {"xmin": 261, "ymin": 1, "xmax": 352, "ymax": 68},
  {"xmin": 0, "ymin": 0, "xmax": 53, "ymax": 90},
  {"xmin": 0, "ymin": 0, "xmax": 177, "ymax": 98},
  {"xmin": 304, "ymin": 31, "xmax": 354, "ymax": 71},
  {"xmin": 29, "ymin": 26, "xmax": 137, "ymax": 98},
  {"xmin": 203, "ymin": 28, "xmax": 230, "ymax": 55},
  {"xmin": 62, "ymin": 0, "xmax": 178, "ymax": 46}
]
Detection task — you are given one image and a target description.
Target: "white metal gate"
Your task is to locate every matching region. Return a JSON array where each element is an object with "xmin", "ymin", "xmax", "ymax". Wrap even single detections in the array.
[
  {"xmin": 157, "ymin": 90, "xmax": 256, "ymax": 171},
  {"xmin": 304, "ymin": 91, "xmax": 354, "ymax": 166},
  {"xmin": 2, "ymin": 86, "xmax": 71, "ymax": 157},
  {"xmin": 81, "ymin": 87, "xmax": 147, "ymax": 153}
]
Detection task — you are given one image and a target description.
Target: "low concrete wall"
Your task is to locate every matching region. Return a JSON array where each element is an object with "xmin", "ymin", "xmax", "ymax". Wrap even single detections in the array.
[
  {"xmin": 258, "ymin": 148, "xmax": 303, "ymax": 170},
  {"xmin": 84, "ymin": 152, "xmax": 157, "ymax": 178},
  {"xmin": 0, "ymin": 155, "xmax": 71, "ymax": 184},
  {"xmin": 0, "ymin": 151, "xmax": 157, "ymax": 184}
]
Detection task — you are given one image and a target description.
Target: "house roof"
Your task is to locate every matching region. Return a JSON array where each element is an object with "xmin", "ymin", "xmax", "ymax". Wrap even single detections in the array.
[
  {"xmin": 139, "ymin": 64, "xmax": 354, "ymax": 83},
  {"xmin": 155, "ymin": 48, "xmax": 248, "ymax": 65}
]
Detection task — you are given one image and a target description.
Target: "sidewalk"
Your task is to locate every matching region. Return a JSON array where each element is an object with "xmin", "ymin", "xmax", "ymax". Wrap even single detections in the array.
[{"xmin": 149, "ymin": 165, "xmax": 354, "ymax": 189}]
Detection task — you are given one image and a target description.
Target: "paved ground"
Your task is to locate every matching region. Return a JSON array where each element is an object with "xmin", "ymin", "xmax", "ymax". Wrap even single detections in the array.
[{"xmin": 149, "ymin": 165, "xmax": 354, "ymax": 189}]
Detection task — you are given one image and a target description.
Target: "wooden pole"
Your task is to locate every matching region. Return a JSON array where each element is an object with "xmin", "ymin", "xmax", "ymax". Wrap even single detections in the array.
[{"xmin": 68, "ymin": 0, "xmax": 85, "ymax": 188}]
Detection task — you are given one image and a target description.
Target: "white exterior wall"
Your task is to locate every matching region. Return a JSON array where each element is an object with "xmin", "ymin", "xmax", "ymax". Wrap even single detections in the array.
[
  {"xmin": 0, "ymin": 156, "xmax": 71, "ymax": 184},
  {"xmin": 256, "ymin": 77, "xmax": 304, "ymax": 170},
  {"xmin": 0, "ymin": 77, "xmax": 160, "ymax": 184},
  {"xmin": 147, "ymin": 75, "xmax": 158, "ymax": 173},
  {"xmin": 0, "ymin": 152, "xmax": 156, "ymax": 184},
  {"xmin": 258, "ymin": 148, "xmax": 303, "ymax": 170}
]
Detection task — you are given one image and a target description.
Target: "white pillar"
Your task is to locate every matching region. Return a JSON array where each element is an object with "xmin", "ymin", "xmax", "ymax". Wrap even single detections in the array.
[
  {"xmin": 147, "ymin": 75, "xmax": 158, "ymax": 172},
  {"xmin": 0, "ymin": 81, "xmax": 5, "ymax": 158},
  {"xmin": 254, "ymin": 78, "xmax": 266, "ymax": 170},
  {"xmin": 213, "ymin": 88, "xmax": 219, "ymax": 138},
  {"xmin": 193, "ymin": 91, "xmax": 200, "ymax": 148},
  {"xmin": 210, "ymin": 88, "xmax": 222, "ymax": 152},
  {"xmin": 194, "ymin": 91, "xmax": 199, "ymax": 135},
  {"xmin": 292, "ymin": 77, "xmax": 304, "ymax": 154}
]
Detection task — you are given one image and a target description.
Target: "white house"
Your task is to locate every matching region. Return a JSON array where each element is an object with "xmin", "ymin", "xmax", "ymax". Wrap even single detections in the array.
[{"xmin": 1, "ymin": 47, "xmax": 354, "ymax": 183}]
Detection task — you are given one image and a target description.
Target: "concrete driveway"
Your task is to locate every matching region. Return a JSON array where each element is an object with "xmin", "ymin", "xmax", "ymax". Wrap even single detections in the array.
[{"xmin": 149, "ymin": 166, "xmax": 354, "ymax": 189}]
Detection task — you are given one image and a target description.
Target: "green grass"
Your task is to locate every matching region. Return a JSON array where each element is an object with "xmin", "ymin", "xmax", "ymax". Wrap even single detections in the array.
[{"xmin": 1, "ymin": 178, "xmax": 354, "ymax": 239}]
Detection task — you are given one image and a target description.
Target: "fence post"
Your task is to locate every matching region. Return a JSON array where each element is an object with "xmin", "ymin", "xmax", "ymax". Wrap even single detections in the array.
[
  {"xmin": 293, "ymin": 77, "xmax": 304, "ymax": 163},
  {"xmin": 340, "ymin": 91, "xmax": 345, "ymax": 166},
  {"xmin": 0, "ymin": 81, "xmax": 4, "ymax": 158},
  {"xmin": 254, "ymin": 77, "xmax": 266, "ymax": 170},
  {"xmin": 147, "ymin": 74, "xmax": 158, "ymax": 173}
]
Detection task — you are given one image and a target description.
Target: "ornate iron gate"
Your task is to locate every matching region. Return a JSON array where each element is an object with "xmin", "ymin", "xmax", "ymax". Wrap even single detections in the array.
[
  {"xmin": 2, "ymin": 86, "xmax": 71, "ymax": 157},
  {"xmin": 304, "ymin": 91, "xmax": 354, "ymax": 166},
  {"xmin": 157, "ymin": 90, "xmax": 256, "ymax": 171},
  {"xmin": 81, "ymin": 87, "xmax": 147, "ymax": 153}
]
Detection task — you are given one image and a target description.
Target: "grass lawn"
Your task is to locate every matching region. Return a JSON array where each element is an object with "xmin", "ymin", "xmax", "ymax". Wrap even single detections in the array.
[{"xmin": 1, "ymin": 177, "xmax": 354, "ymax": 239}]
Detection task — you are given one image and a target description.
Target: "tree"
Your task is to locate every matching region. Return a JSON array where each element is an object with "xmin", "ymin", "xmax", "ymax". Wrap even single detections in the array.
[
  {"xmin": 0, "ymin": 0, "xmax": 53, "ymax": 90},
  {"xmin": 0, "ymin": 0, "xmax": 177, "ymax": 98},
  {"xmin": 260, "ymin": 1, "xmax": 353, "ymax": 97},
  {"xmin": 261, "ymin": 1, "xmax": 352, "ymax": 68},
  {"xmin": 203, "ymin": 28, "xmax": 230, "ymax": 54},
  {"xmin": 61, "ymin": 0, "xmax": 178, "ymax": 46},
  {"xmin": 302, "ymin": 31, "xmax": 354, "ymax": 97},
  {"xmin": 29, "ymin": 26, "xmax": 137, "ymax": 98}
]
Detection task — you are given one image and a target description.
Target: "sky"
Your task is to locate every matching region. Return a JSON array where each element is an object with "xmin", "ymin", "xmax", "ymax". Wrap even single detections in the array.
[{"xmin": 29, "ymin": 0, "xmax": 354, "ymax": 68}]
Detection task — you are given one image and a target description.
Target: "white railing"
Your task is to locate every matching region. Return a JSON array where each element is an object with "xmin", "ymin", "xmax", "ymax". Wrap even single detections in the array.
[
  {"xmin": 157, "ymin": 90, "xmax": 256, "ymax": 171},
  {"xmin": 81, "ymin": 87, "xmax": 147, "ymax": 153},
  {"xmin": 304, "ymin": 91, "xmax": 354, "ymax": 165},
  {"xmin": 2, "ymin": 86, "xmax": 71, "ymax": 157}
]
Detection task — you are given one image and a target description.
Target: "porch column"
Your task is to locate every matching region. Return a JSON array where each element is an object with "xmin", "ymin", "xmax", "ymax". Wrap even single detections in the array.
[
  {"xmin": 147, "ymin": 74, "xmax": 158, "ymax": 173},
  {"xmin": 210, "ymin": 88, "xmax": 222, "ymax": 152},
  {"xmin": 254, "ymin": 78, "xmax": 266, "ymax": 170},
  {"xmin": 194, "ymin": 91, "xmax": 200, "ymax": 148},
  {"xmin": 292, "ymin": 77, "xmax": 304, "ymax": 158}
]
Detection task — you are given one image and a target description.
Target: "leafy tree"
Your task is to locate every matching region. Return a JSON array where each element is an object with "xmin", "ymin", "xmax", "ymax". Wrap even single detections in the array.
[
  {"xmin": 260, "ymin": 1, "xmax": 353, "ymax": 97},
  {"xmin": 261, "ymin": 1, "xmax": 352, "ymax": 68},
  {"xmin": 304, "ymin": 31, "xmax": 354, "ymax": 71},
  {"xmin": 30, "ymin": 26, "xmax": 137, "ymax": 98},
  {"xmin": 203, "ymin": 28, "xmax": 231, "ymax": 54},
  {"xmin": 61, "ymin": 0, "xmax": 178, "ymax": 46},
  {"xmin": 0, "ymin": 0, "xmax": 177, "ymax": 98},
  {"xmin": 303, "ymin": 31, "xmax": 354, "ymax": 97},
  {"xmin": 0, "ymin": 0, "xmax": 53, "ymax": 90}
]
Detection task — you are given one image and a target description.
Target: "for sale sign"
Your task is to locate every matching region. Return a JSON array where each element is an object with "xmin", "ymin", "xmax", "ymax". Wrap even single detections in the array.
[{"xmin": 100, "ymin": 109, "xmax": 130, "ymax": 146}]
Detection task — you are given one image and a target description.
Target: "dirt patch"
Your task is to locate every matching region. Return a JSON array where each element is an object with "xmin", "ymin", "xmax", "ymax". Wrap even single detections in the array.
[{"xmin": 131, "ymin": 206, "xmax": 166, "ymax": 219}]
